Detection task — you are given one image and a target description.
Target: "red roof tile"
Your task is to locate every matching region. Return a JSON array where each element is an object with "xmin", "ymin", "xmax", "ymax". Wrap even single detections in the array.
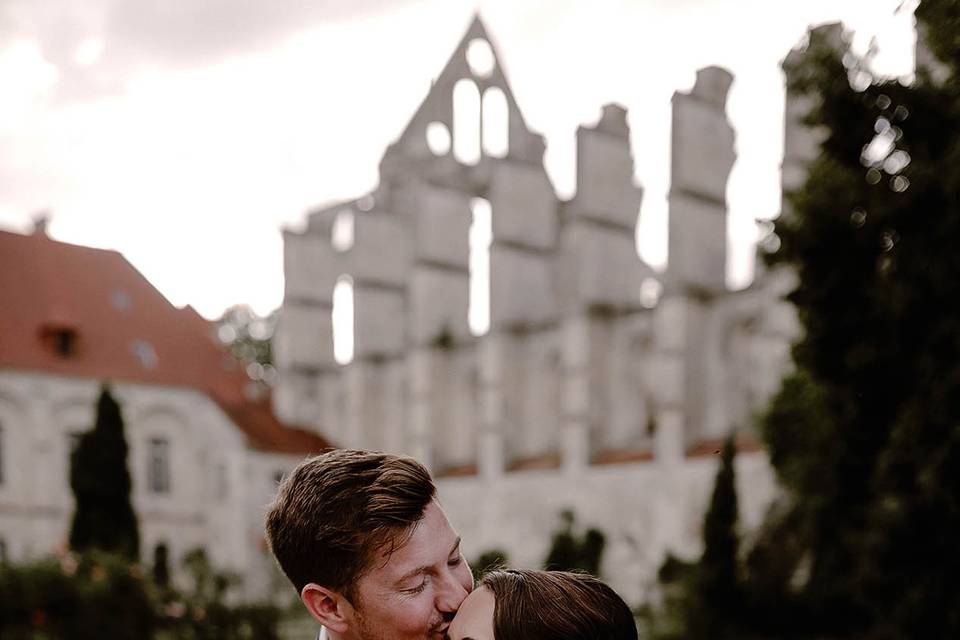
[{"xmin": 0, "ymin": 228, "xmax": 331, "ymax": 454}]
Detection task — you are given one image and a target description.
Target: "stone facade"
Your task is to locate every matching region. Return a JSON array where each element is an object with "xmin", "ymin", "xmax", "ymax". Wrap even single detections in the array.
[{"xmin": 275, "ymin": 17, "xmax": 820, "ymax": 603}]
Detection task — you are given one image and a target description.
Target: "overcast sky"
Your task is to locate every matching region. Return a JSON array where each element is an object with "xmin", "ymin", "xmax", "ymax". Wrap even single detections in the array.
[{"xmin": 0, "ymin": 0, "xmax": 915, "ymax": 318}]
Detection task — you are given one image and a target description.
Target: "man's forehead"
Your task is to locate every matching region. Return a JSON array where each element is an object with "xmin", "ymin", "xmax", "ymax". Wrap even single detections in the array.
[{"xmin": 373, "ymin": 504, "xmax": 460, "ymax": 579}]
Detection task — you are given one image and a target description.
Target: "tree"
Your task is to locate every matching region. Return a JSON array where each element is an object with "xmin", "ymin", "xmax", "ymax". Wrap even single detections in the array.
[
  {"xmin": 216, "ymin": 305, "xmax": 277, "ymax": 383},
  {"xmin": 471, "ymin": 548, "xmax": 509, "ymax": 581},
  {"xmin": 751, "ymin": 3, "xmax": 960, "ymax": 635},
  {"xmin": 69, "ymin": 384, "xmax": 140, "ymax": 560},
  {"xmin": 543, "ymin": 510, "xmax": 606, "ymax": 576},
  {"xmin": 695, "ymin": 436, "xmax": 741, "ymax": 636},
  {"xmin": 649, "ymin": 437, "xmax": 743, "ymax": 639}
]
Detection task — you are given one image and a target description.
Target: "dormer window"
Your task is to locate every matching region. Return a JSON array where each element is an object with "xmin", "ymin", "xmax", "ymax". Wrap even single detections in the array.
[
  {"xmin": 40, "ymin": 323, "xmax": 79, "ymax": 358},
  {"xmin": 131, "ymin": 339, "xmax": 158, "ymax": 370},
  {"xmin": 54, "ymin": 329, "xmax": 77, "ymax": 357}
]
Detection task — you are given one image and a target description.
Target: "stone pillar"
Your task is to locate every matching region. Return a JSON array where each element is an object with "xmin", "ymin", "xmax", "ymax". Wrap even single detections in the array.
[
  {"xmin": 273, "ymin": 227, "xmax": 340, "ymax": 429},
  {"xmin": 558, "ymin": 103, "xmax": 645, "ymax": 463},
  {"xmin": 560, "ymin": 315, "xmax": 590, "ymax": 473},
  {"xmin": 477, "ymin": 335, "xmax": 505, "ymax": 479},
  {"xmin": 663, "ymin": 66, "xmax": 736, "ymax": 446},
  {"xmin": 406, "ymin": 348, "xmax": 434, "ymax": 469}
]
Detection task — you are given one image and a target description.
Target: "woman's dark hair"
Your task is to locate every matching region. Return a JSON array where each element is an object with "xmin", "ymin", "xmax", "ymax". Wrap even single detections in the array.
[{"xmin": 480, "ymin": 569, "xmax": 637, "ymax": 640}]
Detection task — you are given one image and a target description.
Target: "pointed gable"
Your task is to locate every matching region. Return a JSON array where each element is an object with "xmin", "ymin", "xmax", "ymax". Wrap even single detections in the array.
[{"xmin": 389, "ymin": 14, "xmax": 546, "ymax": 166}]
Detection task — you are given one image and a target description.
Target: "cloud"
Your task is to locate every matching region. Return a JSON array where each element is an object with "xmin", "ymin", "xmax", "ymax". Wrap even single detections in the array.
[{"xmin": 1, "ymin": 0, "xmax": 424, "ymax": 103}]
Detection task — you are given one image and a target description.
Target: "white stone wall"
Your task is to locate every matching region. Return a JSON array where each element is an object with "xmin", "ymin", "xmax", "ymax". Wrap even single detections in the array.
[{"xmin": 438, "ymin": 450, "xmax": 778, "ymax": 607}]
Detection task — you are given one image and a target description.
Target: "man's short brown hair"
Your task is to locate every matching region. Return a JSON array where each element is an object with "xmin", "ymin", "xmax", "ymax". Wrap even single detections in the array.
[{"xmin": 265, "ymin": 449, "xmax": 436, "ymax": 597}]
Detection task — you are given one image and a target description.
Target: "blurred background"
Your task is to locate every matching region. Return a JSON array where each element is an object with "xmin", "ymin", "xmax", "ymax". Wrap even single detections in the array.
[{"xmin": 4, "ymin": 0, "xmax": 958, "ymax": 638}]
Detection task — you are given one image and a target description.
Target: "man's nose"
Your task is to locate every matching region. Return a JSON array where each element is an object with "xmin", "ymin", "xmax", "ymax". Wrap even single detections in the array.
[{"xmin": 435, "ymin": 568, "xmax": 470, "ymax": 612}]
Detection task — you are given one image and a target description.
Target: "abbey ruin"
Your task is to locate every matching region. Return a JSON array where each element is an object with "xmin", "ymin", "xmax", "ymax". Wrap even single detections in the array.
[{"xmin": 273, "ymin": 16, "xmax": 823, "ymax": 602}]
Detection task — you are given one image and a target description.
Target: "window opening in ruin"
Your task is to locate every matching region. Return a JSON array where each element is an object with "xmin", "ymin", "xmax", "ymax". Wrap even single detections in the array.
[
  {"xmin": 332, "ymin": 209, "xmax": 355, "ymax": 252},
  {"xmin": 0, "ymin": 537, "xmax": 6, "ymax": 563},
  {"xmin": 147, "ymin": 437, "xmax": 171, "ymax": 494},
  {"xmin": 273, "ymin": 470, "xmax": 285, "ymax": 486},
  {"xmin": 332, "ymin": 274, "xmax": 355, "ymax": 365},
  {"xmin": 639, "ymin": 277, "xmax": 663, "ymax": 309},
  {"xmin": 466, "ymin": 38, "xmax": 495, "ymax": 78},
  {"xmin": 453, "ymin": 79, "xmax": 481, "ymax": 165},
  {"xmin": 482, "ymin": 86, "xmax": 508, "ymax": 158},
  {"xmin": 426, "ymin": 121, "xmax": 451, "ymax": 156},
  {"xmin": 469, "ymin": 198, "xmax": 492, "ymax": 336}
]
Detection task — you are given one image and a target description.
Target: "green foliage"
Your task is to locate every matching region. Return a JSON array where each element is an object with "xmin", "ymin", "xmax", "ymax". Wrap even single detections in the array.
[
  {"xmin": 153, "ymin": 542, "xmax": 170, "ymax": 588},
  {"xmin": 0, "ymin": 551, "xmax": 155, "ymax": 639},
  {"xmin": 471, "ymin": 548, "xmax": 509, "ymax": 581},
  {"xmin": 0, "ymin": 548, "xmax": 283, "ymax": 639},
  {"xmin": 543, "ymin": 510, "xmax": 606, "ymax": 576},
  {"xmin": 217, "ymin": 305, "xmax": 276, "ymax": 368},
  {"xmin": 69, "ymin": 384, "xmax": 140, "ymax": 561},
  {"xmin": 157, "ymin": 548, "xmax": 281, "ymax": 640},
  {"xmin": 748, "ymin": 3, "xmax": 960, "ymax": 636},
  {"xmin": 647, "ymin": 437, "xmax": 744, "ymax": 640}
]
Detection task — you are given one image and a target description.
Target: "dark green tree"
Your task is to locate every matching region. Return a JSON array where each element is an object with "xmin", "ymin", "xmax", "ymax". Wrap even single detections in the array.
[
  {"xmin": 750, "ymin": 2, "xmax": 960, "ymax": 636},
  {"xmin": 543, "ymin": 510, "xmax": 606, "ymax": 576},
  {"xmin": 471, "ymin": 548, "xmax": 509, "ymax": 581},
  {"xmin": 649, "ymin": 437, "xmax": 742, "ymax": 639},
  {"xmin": 69, "ymin": 384, "xmax": 140, "ymax": 560},
  {"xmin": 695, "ymin": 436, "xmax": 741, "ymax": 636}
]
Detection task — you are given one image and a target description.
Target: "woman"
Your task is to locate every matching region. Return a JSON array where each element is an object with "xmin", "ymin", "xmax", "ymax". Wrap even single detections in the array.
[{"xmin": 448, "ymin": 568, "xmax": 637, "ymax": 640}]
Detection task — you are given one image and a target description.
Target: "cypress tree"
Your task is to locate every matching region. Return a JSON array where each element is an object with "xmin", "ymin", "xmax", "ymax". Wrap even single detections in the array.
[
  {"xmin": 694, "ymin": 435, "xmax": 740, "ymax": 636},
  {"xmin": 69, "ymin": 384, "xmax": 140, "ymax": 560}
]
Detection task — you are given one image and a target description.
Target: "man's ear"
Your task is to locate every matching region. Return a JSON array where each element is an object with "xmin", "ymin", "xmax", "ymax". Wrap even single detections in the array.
[{"xmin": 301, "ymin": 583, "xmax": 354, "ymax": 634}]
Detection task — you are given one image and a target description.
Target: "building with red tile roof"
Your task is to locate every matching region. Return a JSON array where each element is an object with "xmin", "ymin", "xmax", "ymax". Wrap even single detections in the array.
[{"xmin": 0, "ymin": 224, "xmax": 331, "ymax": 597}]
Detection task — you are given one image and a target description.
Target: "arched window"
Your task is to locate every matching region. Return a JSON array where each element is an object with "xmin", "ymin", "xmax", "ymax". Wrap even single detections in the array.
[
  {"xmin": 332, "ymin": 275, "xmax": 354, "ymax": 365},
  {"xmin": 426, "ymin": 121, "xmax": 451, "ymax": 156},
  {"xmin": 469, "ymin": 198, "xmax": 492, "ymax": 336},
  {"xmin": 482, "ymin": 87, "xmax": 509, "ymax": 158},
  {"xmin": 453, "ymin": 79, "xmax": 481, "ymax": 165},
  {"xmin": 147, "ymin": 437, "xmax": 171, "ymax": 494}
]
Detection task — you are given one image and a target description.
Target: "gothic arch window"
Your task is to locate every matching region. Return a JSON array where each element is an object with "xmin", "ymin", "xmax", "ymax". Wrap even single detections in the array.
[
  {"xmin": 453, "ymin": 79, "xmax": 481, "ymax": 165},
  {"xmin": 482, "ymin": 86, "xmax": 508, "ymax": 158}
]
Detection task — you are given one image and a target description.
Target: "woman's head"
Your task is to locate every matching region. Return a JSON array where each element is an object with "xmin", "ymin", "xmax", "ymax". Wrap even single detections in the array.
[{"xmin": 448, "ymin": 569, "xmax": 637, "ymax": 640}]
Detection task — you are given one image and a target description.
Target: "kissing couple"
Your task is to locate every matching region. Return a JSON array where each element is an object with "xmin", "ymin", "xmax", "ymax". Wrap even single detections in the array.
[{"xmin": 267, "ymin": 449, "xmax": 637, "ymax": 640}]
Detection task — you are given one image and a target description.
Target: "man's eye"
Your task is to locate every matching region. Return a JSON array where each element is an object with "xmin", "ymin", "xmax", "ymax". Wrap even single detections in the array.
[
  {"xmin": 448, "ymin": 555, "xmax": 463, "ymax": 567},
  {"xmin": 403, "ymin": 579, "xmax": 428, "ymax": 595}
]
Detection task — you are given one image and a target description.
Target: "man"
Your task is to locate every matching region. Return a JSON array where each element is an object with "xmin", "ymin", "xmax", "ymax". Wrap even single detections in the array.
[{"xmin": 266, "ymin": 449, "xmax": 473, "ymax": 640}]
